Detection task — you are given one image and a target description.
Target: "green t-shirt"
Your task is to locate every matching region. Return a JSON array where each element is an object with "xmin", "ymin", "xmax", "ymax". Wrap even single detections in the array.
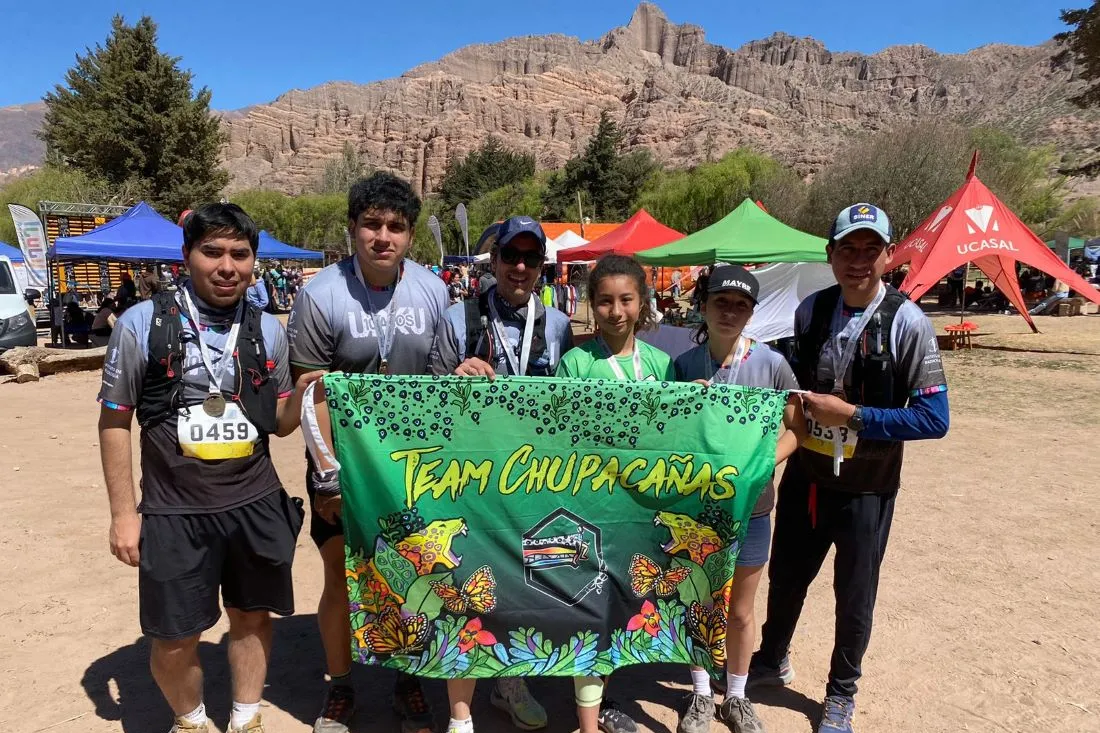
[{"xmin": 556, "ymin": 338, "xmax": 675, "ymax": 381}]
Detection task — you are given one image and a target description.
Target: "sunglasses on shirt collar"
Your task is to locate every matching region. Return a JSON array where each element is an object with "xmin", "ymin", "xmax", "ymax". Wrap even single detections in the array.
[{"xmin": 496, "ymin": 247, "xmax": 545, "ymax": 268}]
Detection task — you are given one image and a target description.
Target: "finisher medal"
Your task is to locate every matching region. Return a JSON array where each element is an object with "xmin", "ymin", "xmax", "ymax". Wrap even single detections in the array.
[
  {"xmin": 203, "ymin": 393, "xmax": 227, "ymax": 418},
  {"xmin": 379, "ymin": 359, "xmax": 389, "ymax": 375}
]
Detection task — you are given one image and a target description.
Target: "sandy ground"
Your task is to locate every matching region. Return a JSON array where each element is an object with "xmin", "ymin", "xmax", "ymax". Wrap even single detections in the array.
[{"xmin": 2, "ymin": 312, "xmax": 1099, "ymax": 733}]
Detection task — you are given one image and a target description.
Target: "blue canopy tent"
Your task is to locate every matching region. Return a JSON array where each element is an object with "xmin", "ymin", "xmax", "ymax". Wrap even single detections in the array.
[
  {"xmin": 48, "ymin": 201, "xmax": 184, "ymax": 262},
  {"xmin": 0, "ymin": 241, "xmax": 24, "ymax": 262},
  {"xmin": 443, "ymin": 255, "xmax": 479, "ymax": 266},
  {"xmin": 257, "ymin": 231, "xmax": 323, "ymax": 261},
  {"xmin": 47, "ymin": 202, "xmax": 324, "ymax": 263}
]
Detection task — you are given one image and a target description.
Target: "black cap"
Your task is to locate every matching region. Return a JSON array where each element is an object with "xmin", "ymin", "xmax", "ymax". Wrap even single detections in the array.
[{"xmin": 708, "ymin": 265, "xmax": 760, "ymax": 304}]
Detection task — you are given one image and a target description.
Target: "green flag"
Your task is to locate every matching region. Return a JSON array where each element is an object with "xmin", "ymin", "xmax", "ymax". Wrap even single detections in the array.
[{"xmin": 324, "ymin": 374, "xmax": 788, "ymax": 678}]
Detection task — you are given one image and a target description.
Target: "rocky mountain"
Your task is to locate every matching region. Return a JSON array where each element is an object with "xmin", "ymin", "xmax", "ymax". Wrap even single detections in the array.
[
  {"xmin": 3, "ymin": 4, "xmax": 1098, "ymax": 195},
  {"xmin": 220, "ymin": 3, "xmax": 1100, "ymax": 194},
  {"xmin": 0, "ymin": 103, "xmax": 46, "ymax": 182}
]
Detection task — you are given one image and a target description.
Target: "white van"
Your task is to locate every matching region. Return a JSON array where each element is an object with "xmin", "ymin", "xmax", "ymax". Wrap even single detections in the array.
[{"xmin": 0, "ymin": 255, "xmax": 36, "ymax": 352}]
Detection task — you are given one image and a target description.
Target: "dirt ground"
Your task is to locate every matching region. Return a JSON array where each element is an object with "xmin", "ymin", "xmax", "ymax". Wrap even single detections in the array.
[{"xmin": 2, "ymin": 312, "xmax": 1099, "ymax": 733}]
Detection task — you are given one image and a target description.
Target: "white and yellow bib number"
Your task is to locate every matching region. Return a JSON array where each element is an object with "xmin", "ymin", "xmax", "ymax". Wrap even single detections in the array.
[
  {"xmin": 804, "ymin": 418, "xmax": 858, "ymax": 459},
  {"xmin": 177, "ymin": 403, "xmax": 259, "ymax": 460}
]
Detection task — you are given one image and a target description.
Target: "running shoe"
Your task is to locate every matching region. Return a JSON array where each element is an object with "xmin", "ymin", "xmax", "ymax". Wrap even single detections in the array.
[
  {"xmin": 817, "ymin": 696, "xmax": 855, "ymax": 733},
  {"xmin": 597, "ymin": 699, "xmax": 638, "ymax": 733},
  {"xmin": 746, "ymin": 655, "xmax": 795, "ymax": 689},
  {"xmin": 392, "ymin": 675, "xmax": 435, "ymax": 733},
  {"xmin": 313, "ymin": 684, "xmax": 355, "ymax": 733},
  {"xmin": 717, "ymin": 697, "xmax": 766, "ymax": 733},
  {"xmin": 491, "ymin": 678, "xmax": 548, "ymax": 730},
  {"xmin": 676, "ymin": 692, "xmax": 715, "ymax": 733},
  {"xmin": 229, "ymin": 713, "xmax": 265, "ymax": 733}
]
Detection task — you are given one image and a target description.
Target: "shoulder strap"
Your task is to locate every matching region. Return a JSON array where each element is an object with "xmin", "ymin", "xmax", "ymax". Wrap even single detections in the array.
[
  {"xmin": 795, "ymin": 285, "xmax": 841, "ymax": 388},
  {"xmin": 464, "ymin": 292, "xmax": 491, "ymax": 360}
]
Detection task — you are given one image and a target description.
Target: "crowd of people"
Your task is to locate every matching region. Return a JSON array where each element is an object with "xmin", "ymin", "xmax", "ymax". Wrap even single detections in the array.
[{"xmin": 97, "ymin": 172, "xmax": 950, "ymax": 733}]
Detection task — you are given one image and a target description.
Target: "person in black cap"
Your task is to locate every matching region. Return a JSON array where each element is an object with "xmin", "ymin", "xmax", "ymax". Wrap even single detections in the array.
[
  {"xmin": 672, "ymin": 265, "xmax": 807, "ymax": 733},
  {"xmin": 749, "ymin": 204, "xmax": 949, "ymax": 733}
]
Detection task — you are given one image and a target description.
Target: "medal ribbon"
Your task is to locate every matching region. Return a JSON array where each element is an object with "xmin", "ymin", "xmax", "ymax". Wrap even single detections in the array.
[
  {"xmin": 179, "ymin": 287, "xmax": 243, "ymax": 399},
  {"xmin": 827, "ymin": 283, "xmax": 887, "ymax": 474},
  {"xmin": 353, "ymin": 256, "xmax": 403, "ymax": 369},
  {"xmin": 487, "ymin": 292, "xmax": 537, "ymax": 376},
  {"xmin": 598, "ymin": 336, "xmax": 643, "ymax": 381},
  {"xmin": 705, "ymin": 336, "xmax": 749, "ymax": 385}
]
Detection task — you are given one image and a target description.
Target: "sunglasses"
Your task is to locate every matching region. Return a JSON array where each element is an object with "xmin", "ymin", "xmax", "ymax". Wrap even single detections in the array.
[{"xmin": 497, "ymin": 247, "xmax": 544, "ymax": 268}]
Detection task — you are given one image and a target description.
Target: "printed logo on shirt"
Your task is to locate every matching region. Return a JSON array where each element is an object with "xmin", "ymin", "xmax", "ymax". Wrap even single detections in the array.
[{"xmin": 347, "ymin": 307, "xmax": 429, "ymax": 339}]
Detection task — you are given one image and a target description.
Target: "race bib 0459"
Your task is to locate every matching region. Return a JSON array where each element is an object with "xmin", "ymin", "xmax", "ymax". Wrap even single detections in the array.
[
  {"xmin": 177, "ymin": 403, "xmax": 258, "ymax": 460},
  {"xmin": 803, "ymin": 418, "xmax": 858, "ymax": 459}
]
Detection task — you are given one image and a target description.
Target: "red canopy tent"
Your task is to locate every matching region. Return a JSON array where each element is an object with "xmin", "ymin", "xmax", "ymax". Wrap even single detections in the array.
[
  {"xmin": 889, "ymin": 158, "xmax": 1100, "ymax": 332},
  {"xmin": 556, "ymin": 209, "xmax": 683, "ymax": 262}
]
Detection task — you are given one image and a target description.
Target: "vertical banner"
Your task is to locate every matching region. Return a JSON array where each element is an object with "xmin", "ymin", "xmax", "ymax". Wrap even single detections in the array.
[
  {"xmin": 7, "ymin": 204, "xmax": 49, "ymax": 288},
  {"xmin": 427, "ymin": 215, "xmax": 444, "ymax": 266},
  {"xmin": 327, "ymin": 374, "xmax": 788, "ymax": 679},
  {"xmin": 455, "ymin": 203, "xmax": 469, "ymax": 261}
]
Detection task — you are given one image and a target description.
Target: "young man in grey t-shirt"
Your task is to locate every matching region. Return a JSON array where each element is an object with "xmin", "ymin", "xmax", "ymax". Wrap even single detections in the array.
[
  {"xmin": 287, "ymin": 173, "xmax": 448, "ymax": 733},
  {"xmin": 750, "ymin": 204, "xmax": 950, "ymax": 733}
]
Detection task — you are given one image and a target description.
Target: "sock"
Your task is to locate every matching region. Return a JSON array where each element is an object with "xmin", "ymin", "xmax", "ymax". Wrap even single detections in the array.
[
  {"xmin": 447, "ymin": 717, "xmax": 474, "ymax": 733},
  {"xmin": 330, "ymin": 670, "xmax": 353, "ymax": 690},
  {"xmin": 690, "ymin": 668, "xmax": 712, "ymax": 697},
  {"xmin": 179, "ymin": 703, "xmax": 207, "ymax": 726},
  {"xmin": 726, "ymin": 672, "xmax": 748, "ymax": 699},
  {"xmin": 230, "ymin": 701, "xmax": 261, "ymax": 729}
]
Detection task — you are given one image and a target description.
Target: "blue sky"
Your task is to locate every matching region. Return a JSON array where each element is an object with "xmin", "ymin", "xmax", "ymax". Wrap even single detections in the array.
[{"xmin": 0, "ymin": 0, "xmax": 1075, "ymax": 109}]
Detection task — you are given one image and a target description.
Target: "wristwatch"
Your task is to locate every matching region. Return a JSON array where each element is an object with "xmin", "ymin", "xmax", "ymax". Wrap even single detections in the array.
[{"xmin": 846, "ymin": 405, "xmax": 865, "ymax": 432}]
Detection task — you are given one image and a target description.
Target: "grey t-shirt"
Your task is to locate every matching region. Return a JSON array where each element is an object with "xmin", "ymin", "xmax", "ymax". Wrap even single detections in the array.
[
  {"xmin": 791, "ymin": 291, "xmax": 948, "ymax": 492},
  {"xmin": 428, "ymin": 287, "xmax": 574, "ymax": 376},
  {"xmin": 288, "ymin": 257, "xmax": 449, "ymax": 375},
  {"xmin": 675, "ymin": 340, "xmax": 798, "ymax": 518},
  {"xmin": 97, "ymin": 285, "xmax": 293, "ymax": 514}
]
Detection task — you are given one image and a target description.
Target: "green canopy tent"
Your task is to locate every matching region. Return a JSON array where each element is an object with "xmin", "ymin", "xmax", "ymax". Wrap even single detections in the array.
[{"xmin": 635, "ymin": 199, "xmax": 827, "ymax": 265}]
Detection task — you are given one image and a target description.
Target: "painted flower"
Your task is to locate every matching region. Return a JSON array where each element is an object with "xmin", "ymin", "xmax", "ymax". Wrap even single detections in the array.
[
  {"xmin": 626, "ymin": 600, "xmax": 662, "ymax": 638},
  {"xmin": 457, "ymin": 618, "xmax": 498, "ymax": 653}
]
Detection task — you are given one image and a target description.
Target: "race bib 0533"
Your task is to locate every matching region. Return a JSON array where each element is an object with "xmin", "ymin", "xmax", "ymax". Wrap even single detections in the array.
[{"xmin": 803, "ymin": 418, "xmax": 858, "ymax": 459}]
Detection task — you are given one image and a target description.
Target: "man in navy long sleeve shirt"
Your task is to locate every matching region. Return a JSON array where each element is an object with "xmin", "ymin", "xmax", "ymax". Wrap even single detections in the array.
[{"xmin": 749, "ymin": 203, "xmax": 949, "ymax": 733}]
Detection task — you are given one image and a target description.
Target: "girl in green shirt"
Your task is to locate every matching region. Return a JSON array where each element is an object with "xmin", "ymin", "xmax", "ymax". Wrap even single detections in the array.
[
  {"xmin": 557, "ymin": 255, "xmax": 675, "ymax": 382},
  {"xmin": 556, "ymin": 254, "xmax": 673, "ymax": 733}
]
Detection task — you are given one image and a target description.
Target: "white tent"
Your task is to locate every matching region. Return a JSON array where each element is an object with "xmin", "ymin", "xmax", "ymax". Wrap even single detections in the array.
[
  {"xmin": 742, "ymin": 262, "xmax": 836, "ymax": 343},
  {"xmin": 472, "ymin": 229, "xmax": 587, "ymax": 264}
]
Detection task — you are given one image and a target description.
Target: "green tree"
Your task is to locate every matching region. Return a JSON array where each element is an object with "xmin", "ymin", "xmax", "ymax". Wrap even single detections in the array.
[
  {"xmin": 543, "ymin": 111, "xmax": 658, "ymax": 221},
  {"xmin": 1056, "ymin": 2, "xmax": 1100, "ymax": 107},
  {"xmin": 40, "ymin": 15, "xmax": 227, "ymax": 216},
  {"xmin": 312, "ymin": 142, "xmax": 372, "ymax": 195},
  {"xmin": 437, "ymin": 137, "xmax": 536, "ymax": 212},
  {"xmin": 798, "ymin": 121, "xmax": 1064, "ymax": 240},
  {"xmin": 638, "ymin": 149, "xmax": 804, "ymax": 233},
  {"xmin": 0, "ymin": 167, "xmax": 141, "ymax": 246},
  {"xmin": 230, "ymin": 189, "xmax": 345, "ymax": 252}
]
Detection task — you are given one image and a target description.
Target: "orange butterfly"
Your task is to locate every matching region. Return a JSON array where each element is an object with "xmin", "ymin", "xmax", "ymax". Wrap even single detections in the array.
[
  {"xmin": 685, "ymin": 601, "xmax": 727, "ymax": 669},
  {"xmin": 628, "ymin": 554, "xmax": 692, "ymax": 598},
  {"xmin": 430, "ymin": 565, "xmax": 498, "ymax": 614},
  {"xmin": 364, "ymin": 606, "xmax": 430, "ymax": 655}
]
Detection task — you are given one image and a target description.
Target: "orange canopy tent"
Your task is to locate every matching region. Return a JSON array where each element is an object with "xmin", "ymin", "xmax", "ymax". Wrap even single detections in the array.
[
  {"xmin": 556, "ymin": 209, "xmax": 683, "ymax": 262},
  {"xmin": 889, "ymin": 157, "xmax": 1100, "ymax": 332}
]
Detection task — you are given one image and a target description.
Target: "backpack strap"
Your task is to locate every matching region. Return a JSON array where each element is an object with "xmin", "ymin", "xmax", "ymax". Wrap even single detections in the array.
[{"xmin": 137, "ymin": 291, "xmax": 184, "ymax": 427}]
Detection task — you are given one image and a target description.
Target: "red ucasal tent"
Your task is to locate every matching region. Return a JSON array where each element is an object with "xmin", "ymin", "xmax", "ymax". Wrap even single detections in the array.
[
  {"xmin": 889, "ymin": 159, "xmax": 1100, "ymax": 332},
  {"xmin": 556, "ymin": 209, "xmax": 683, "ymax": 262}
]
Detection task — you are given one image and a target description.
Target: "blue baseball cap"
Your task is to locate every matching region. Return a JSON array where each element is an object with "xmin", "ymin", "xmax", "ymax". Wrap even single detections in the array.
[
  {"xmin": 829, "ymin": 203, "xmax": 892, "ymax": 245},
  {"xmin": 495, "ymin": 216, "xmax": 547, "ymax": 254}
]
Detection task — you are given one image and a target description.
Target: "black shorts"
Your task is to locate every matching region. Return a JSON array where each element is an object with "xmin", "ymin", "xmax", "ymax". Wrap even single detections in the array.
[
  {"xmin": 139, "ymin": 489, "xmax": 305, "ymax": 640},
  {"xmin": 306, "ymin": 459, "xmax": 344, "ymax": 550}
]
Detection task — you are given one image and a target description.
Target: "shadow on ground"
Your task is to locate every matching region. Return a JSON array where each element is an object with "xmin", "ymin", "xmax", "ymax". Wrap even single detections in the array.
[{"xmin": 82, "ymin": 619, "xmax": 814, "ymax": 732}]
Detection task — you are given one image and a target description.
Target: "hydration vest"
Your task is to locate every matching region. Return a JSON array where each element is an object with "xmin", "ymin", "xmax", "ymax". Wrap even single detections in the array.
[
  {"xmin": 795, "ymin": 284, "xmax": 909, "ymax": 460},
  {"xmin": 136, "ymin": 290, "xmax": 278, "ymax": 434},
  {"xmin": 464, "ymin": 289, "xmax": 552, "ymax": 376}
]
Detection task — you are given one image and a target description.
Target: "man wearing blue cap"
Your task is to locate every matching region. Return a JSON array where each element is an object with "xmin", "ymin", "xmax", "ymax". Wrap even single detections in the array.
[{"xmin": 748, "ymin": 204, "xmax": 950, "ymax": 733}]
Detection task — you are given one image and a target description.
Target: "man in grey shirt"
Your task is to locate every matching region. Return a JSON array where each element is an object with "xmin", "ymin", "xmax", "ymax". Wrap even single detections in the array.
[{"xmin": 287, "ymin": 173, "xmax": 448, "ymax": 733}]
